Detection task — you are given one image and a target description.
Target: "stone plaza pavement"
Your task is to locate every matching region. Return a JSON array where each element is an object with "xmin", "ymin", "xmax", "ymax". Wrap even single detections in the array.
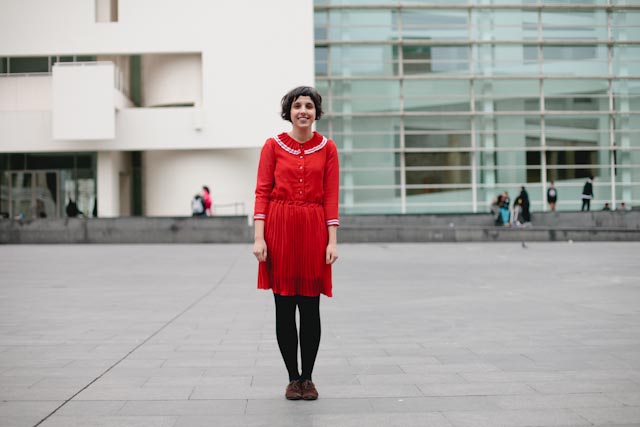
[{"xmin": 1, "ymin": 242, "xmax": 640, "ymax": 427}]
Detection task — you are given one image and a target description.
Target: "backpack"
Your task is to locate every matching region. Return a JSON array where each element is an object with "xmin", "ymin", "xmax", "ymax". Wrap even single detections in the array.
[{"xmin": 191, "ymin": 195, "xmax": 205, "ymax": 215}]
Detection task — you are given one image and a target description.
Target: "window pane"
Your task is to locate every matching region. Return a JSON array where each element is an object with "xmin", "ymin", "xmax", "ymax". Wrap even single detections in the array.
[
  {"xmin": 330, "ymin": 46, "xmax": 398, "ymax": 77},
  {"xmin": 545, "ymin": 114, "xmax": 608, "ymax": 130},
  {"xmin": 476, "ymin": 45, "xmax": 537, "ymax": 73},
  {"xmin": 473, "ymin": 10, "xmax": 538, "ymax": 40},
  {"xmin": 331, "ymin": 116, "xmax": 401, "ymax": 134},
  {"xmin": 332, "ymin": 79, "xmax": 401, "ymax": 99},
  {"xmin": 339, "ymin": 151, "xmax": 400, "ymax": 168},
  {"xmin": 314, "ymin": 11, "xmax": 327, "ymax": 40},
  {"xmin": 476, "ymin": 79, "xmax": 540, "ymax": 99},
  {"xmin": 545, "ymin": 79, "xmax": 608, "ymax": 97},
  {"xmin": 406, "ymin": 151, "xmax": 472, "ymax": 195},
  {"xmin": 542, "ymin": 45, "xmax": 608, "ymax": 75},
  {"xmin": 329, "ymin": 10, "xmax": 397, "ymax": 41},
  {"xmin": 545, "ymin": 96, "xmax": 608, "ymax": 112},
  {"xmin": 541, "ymin": 10, "xmax": 608, "ymax": 40},
  {"xmin": 9, "ymin": 57, "xmax": 49, "ymax": 73},
  {"xmin": 402, "ymin": 45, "xmax": 470, "ymax": 74},
  {"xmin": 348, "ymin": 133, "xmax": 400, "ymax": 150},
  {"xmin": 333, "ymin": 97, "xmax": 400, "ymax": 113},
  {"xmin": 401, "ymin": 9, "xmax": 468, "ymax": 40},
  {"xmin": 405, "ymin": 79, "xmax": 469, "ymax": 97},
  {"xmin": 406, "ymin": 133, "xmax": 471, "ymax": 149},
  {"xmin": 406, "ymin": 115, "xmax": 471, "ymax": 132}
]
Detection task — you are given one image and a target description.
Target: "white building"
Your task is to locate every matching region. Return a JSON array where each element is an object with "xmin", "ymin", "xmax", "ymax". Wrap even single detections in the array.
[{"xmin": 0, "ymin": 0, "xmax": 315, "ymax": 218}]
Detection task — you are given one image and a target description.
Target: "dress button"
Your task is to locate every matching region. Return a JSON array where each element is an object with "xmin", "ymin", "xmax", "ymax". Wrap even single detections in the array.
[
  {"xmin": 299, "ymin": 166, "xmax": 303, "ymax": 169},
  {"xmin": 299, "ymin": 179, "xmax": 303, "ymax": 183},
  {"xmin": 299, "ymin": 191, "xmax": 303, "ymax": 195},
  {"xmin": 300, "ymin": 156, "xmax": 303, "ymax": 159}
]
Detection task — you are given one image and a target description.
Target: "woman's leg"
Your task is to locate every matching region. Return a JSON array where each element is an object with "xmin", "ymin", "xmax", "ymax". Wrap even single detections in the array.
[
  {"xmin": 297, "ymin": 295, "xmax": 321, "ymax": 381},
  {"xmin": 273, "ymin": 294, "xmax": 300, "ymax": 382}
]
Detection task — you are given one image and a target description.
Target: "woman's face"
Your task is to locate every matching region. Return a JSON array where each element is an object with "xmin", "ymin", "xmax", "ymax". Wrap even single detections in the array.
[{"xmin": 290, "ymin": 96, "xmax": 316, "ymax": 130}]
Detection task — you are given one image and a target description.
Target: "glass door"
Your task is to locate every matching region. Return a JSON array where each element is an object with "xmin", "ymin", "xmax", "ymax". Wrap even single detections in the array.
[
  {"xmin": 10, "ymin": 172, "xmax": 33, "ymax": 219},
  {"xmin": 34, "ymin": 171, "xmax": 58, "ymax": 218},
  {"xmin": 9, "ymin": 171, "xmax": 60, "ymax": 219}
]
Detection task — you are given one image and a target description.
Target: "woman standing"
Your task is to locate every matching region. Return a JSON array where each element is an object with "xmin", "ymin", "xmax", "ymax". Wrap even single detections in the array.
[{"xmin": 252, "ymin": 86, "xmax": 340, "ymax": 401}]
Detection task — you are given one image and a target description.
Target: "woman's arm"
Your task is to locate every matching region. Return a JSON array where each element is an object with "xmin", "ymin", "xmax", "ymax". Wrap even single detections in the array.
[
  {"xmin": 253, "ymin": 220, "xmax": 267, "ymax": 262},
  {"xmin": 326, "ymin": 225, "xmax": 338, "ymax": 264}
]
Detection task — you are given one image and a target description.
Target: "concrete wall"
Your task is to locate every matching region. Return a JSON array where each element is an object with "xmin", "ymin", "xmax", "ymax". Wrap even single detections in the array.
[
  {"xmin": 2, "ymin": 211, "xmax": 639, "ymax": 244},
  {"xmin": 0, "ymin": 216, "xmax": 251, "ymax": 244}
]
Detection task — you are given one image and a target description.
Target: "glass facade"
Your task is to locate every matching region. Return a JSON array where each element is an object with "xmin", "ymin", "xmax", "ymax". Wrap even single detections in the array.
[
  {"xmin": 0, "ymin": 153, "xmax": 97, "ymax": 219},
  {"xmin": 314, "ymin": 1, "xmax": 640, "ymax": 214}
]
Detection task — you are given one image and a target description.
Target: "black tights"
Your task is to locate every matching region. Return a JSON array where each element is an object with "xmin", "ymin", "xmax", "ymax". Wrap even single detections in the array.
[{"xmin": 274, "ymin": 294, "xmax": 321, "ymax": 382}]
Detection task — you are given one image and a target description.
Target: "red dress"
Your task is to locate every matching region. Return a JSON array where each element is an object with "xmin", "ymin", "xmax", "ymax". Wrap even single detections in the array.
[{"xmin": 254, "ymin": 131, "xmax": 340, "ymax": 297}]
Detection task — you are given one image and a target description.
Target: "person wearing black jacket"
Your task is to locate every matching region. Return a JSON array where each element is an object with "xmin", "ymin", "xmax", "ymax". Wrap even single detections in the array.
[
  {"xmin": 581, "ymin": 176, "xmax": 594, "ymax": 211},
  {"xmin": 547, "ymin": 182, "xmax": 558, "ymax": 212},
  {"xmin": 517, "ymin": 186, "xmax": 531, "ymax": 223}
]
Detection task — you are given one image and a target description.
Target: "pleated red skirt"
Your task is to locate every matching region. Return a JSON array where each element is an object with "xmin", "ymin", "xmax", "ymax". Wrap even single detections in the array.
[{"xmin": 258, "ymin": 199, "xmax": 332, "ymax": 297}]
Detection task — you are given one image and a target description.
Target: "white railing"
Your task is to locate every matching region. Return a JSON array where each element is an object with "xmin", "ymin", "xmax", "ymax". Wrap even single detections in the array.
[{"xmin": 212, "ymin": 202, "xmax": 246, "ymax": 216}]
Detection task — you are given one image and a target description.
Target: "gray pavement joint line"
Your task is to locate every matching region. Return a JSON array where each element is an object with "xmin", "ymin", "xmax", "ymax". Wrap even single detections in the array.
[{"xmin": 32, "ymin": 247, "xmax": 244, "ymax": 427}]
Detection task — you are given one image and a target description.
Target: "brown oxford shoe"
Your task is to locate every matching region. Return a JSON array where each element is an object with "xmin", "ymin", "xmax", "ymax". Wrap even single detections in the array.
[
  {"xmin": 300, "ymin": 379, "xmax": 318, "ymax": 400},
  {"xmin": 285, "ymin": 380, "xmax": 302, "ymax": 400}
]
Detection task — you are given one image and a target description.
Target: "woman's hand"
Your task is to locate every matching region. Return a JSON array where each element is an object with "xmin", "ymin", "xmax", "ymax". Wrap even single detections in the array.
[
  {"xmin": 326, "ymin": 243, "xmax": 338, "ymax": 264},
  {"xmin": 253, "ymin": 239, "xmax": 268, "ymax": 262}
]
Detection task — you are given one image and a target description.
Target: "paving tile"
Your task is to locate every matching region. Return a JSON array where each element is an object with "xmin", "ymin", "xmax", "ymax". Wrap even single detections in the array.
[
  {"xmin": 369, "ymin": 396, "xmax": 499, "ymax": 412},
  {"xmin": 118, "ymin": 400, "xmax": 246, "ymax": 416},
  {"xmin": 173, "ymin": 414, "xmax": 304, "ymax": 427},
  {"xmin": 74, "ymin": 386, "xmax": 194, "ymax": 401},
  {"xmin": 442, "ymin": 409, "xmax": 591, "ymax": 427},
  {"xmin": 489, "ymin": 393, "xmax": 624, "ymax": 409},
  {"xmin": 245, "ymin": 397, "xmax": 372, "ymax": 415},
  {"xmin": 309, "ymin": 412, "xmax": 453, "ymax": 427},
  {"xmin": 40, "ymin": 415, "xmax": 179, "ymax": 427},
  {"xmin": 0, "ymin": 415, "xmax": 46, "ymax": 427},
  {"xmin": 606, "ymin": 392, "xmax": 640, "ymax": 406},
  {"xmin": 0, "ymin": 400, "xmax": 63, "ymax": 417},
  {"xmin": 357, "ymin": 373, "xmax": 465, "ymax": 385},
  {"xmin": 528, "ymin": 380, "xmax": 640, "ymax": 394},
  {"xmin": 417, "ymin": 382, "xmax": 536, "ymax": 397},
  {"xmin": 55, "ymin": 401, "xmax": 127, "ymax": 416},
  {"xmin": 573, "ymin": 406, "xmax": 640, "ymax": 425}
]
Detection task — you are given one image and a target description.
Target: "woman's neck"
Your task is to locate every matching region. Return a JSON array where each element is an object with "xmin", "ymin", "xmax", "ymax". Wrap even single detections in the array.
[{"xmin": 289, "ymin": 128, "xmax": 314, "ymax": 143}]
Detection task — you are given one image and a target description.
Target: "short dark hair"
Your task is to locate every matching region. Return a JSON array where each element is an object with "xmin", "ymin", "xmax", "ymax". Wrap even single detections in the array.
[
  {"xmin": 203, "ymin": 186, "xmax": 210, "ymax": 193},
  {"xmin": 281, "ymin": 86, "xmax": 323, "ymax": 122}
]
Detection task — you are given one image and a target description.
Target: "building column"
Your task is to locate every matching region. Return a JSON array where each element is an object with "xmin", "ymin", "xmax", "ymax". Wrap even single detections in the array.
[{"xmin": 97, "ymin": 151, "xmax": 131, "ymax": 217}]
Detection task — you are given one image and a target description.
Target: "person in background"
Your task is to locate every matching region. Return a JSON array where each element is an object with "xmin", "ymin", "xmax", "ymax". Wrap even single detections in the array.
[
  {"xmin": 547, "ymin": 181, "xmax": 558, "ymax": 212},
  {"xmin": 191, "ymin": 193, "xmax": 206, "ymax": 216},
  {"xmin": 512, "ymin": 197, "xmax": 523, "ymax": 227},
  {"xmin": 490, "ymin": 194, "xmax": 503, "ymax": 225},
  {"xmin": 202, "ymin": 186, "xmax": 213, "ymax": 216},
  {"xmin": 602, "ymin": 202, "xmax": 611, "ymax": 211},
  {"xmin": 620, "ymin": 201, "xmax": 628, "ymax": 211},
  {"xmin": 518, "ymin": 186, "xmax": 531, "ymax": 223},
  {"xmin": 499, "ymin": 191, "xmax": 511, "ymax": 226},
  {"xmin": 66, "ymin": 198, "xmax": 83, "ymax": 217},
  {"xmin": 581, "ymin": 176, "xmax": 594, "ymax": 211}
]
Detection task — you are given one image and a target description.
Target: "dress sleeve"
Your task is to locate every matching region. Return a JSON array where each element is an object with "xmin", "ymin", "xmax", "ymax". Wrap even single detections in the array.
[
  {"xmin": 254, "ymin": 139, "xmax": 275, "ymax": 221},
  {"xmin": 323, "ymin": 140, "xmax": 340, "ymax": 227}
]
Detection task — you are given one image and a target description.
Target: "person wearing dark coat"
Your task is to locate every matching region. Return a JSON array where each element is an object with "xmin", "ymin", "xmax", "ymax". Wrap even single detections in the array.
[
  {"xmin": 517, "ymin": 186, "xmax": 531, "ymax": 223},
  {"xmin": 581, "ymin": 176, "xmax": 594, "ymax": 211},
  {"xmin": 547, "ymin": 182, "xmax": 558, "ymax": 212}
]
